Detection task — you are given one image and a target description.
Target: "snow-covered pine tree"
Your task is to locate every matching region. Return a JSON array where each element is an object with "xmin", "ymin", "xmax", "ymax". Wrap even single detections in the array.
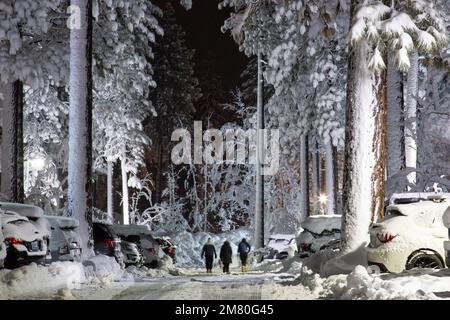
[
  {"xmin": 0, "ymin": 0, "xmax": 68, "ymax": 202},
  {"xmin": 24, "ymin": 86, "xmax": 69, "ymax": 214},
  {"xmin": 221, "ymin": 0, "xmax": 348, "ymax": 225},
  {"xmin": 147, "ymin": 2, "xmax": 201, "ymax": 204},
  {"xmin": 93, "ymin": 0, "xmax": 162, "ymax": 225},
  {"xmin": 342, "ymin": 0, "xmax": 447, "ymax": 252}
]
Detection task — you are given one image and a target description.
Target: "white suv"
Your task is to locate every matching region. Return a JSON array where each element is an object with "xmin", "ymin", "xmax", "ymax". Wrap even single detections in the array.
[
  {"xmin": 0, "ymin": 210, "xmax": 49, "ymax": 269},
  {"xmin": 367, "ymin": 195, "xmax": 450, "ymax": 273}
]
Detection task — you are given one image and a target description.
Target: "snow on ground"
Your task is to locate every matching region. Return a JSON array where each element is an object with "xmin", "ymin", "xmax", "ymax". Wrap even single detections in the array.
[
  {"xmin": 247, "ymin": 254, "xmax": 450, "ymax": 300},
  {"xmin": 1, "ymin": 255, "xmax": 134, "ymax": 300},
  {"xmin": 6, "ymin": 254, "xmax": 450, "ymax": 300},
  {"xmin": 0, "ymin": 261, "xmax": 86, "ymax": 299},
  {"xmin": 5, "ymin": 230, "xmax": 450, "ymax": 300},
  {"xmin": 316, "ymin": 266, "xmax": 440, "ymax": 300}
]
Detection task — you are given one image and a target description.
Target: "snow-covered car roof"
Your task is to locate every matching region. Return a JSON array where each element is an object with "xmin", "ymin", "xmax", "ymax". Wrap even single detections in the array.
[
  {"xmin": 110, "ymin": 224, "xmax": 152, "ymax": 237},
  {"xmin": 387, "ymin": 199, "xmax": 450, "ymax": 217},
  {"xmin": 0, "ymin": 202, "xmax": 44, "ymax": 218},
  {"xmin": 0, "ymin": 211, "xmax": 29, "ymax": 224},
  {"xmin": 0, "ymin": 211, "xmax": 45, "ymax": 242},
  {"xmin": 268, "ymin": 234, "xmax": 296, "ymax": 240},
  {"xmin": 301, "ymin": 215, "xmax": 342, "ymax": 235},
  {"xmin": 45, "ymin": 216, "xmax": 79, "ymax": 229}
]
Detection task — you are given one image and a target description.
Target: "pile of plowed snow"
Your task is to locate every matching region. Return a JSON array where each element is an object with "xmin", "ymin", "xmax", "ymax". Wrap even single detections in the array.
[
  {"xmin": 0, "ymin": 255, "xmax": 123, "ymax": 299},
  {"xmin": 0, "ymin": 262, "xmax": 86, "ymax": 299}
]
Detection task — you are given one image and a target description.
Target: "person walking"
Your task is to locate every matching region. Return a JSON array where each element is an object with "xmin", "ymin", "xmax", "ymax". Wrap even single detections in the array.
[
  {"xmin": 220, "ymin": 241, "xmax": 233, "ymax": 274},
  {"xmin": 201, "ymin": 238, "xmax": 217, "ymax": 273},
  {"xmin": 238, "ymin": 238, "xmax": 251, "ymax": 272}
]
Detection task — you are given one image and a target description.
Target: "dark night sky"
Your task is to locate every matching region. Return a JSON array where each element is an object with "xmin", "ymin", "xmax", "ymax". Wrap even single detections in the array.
[{"xmin": 159, "ymin": 0, "xmax": 249, "ymax": 91}]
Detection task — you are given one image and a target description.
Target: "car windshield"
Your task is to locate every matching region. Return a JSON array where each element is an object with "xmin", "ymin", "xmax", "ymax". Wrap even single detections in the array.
[
  {"xmin": 60, "ymin": 227, "xmax": 76, "ymax": 231},
  {"xmin": 124, "ymin": 235, "xmax": 140, "ymax": 243}
]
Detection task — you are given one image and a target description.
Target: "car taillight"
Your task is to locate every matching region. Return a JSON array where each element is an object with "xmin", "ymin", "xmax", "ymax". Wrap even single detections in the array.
[
  {"xmin": 300, "ymin": 243, "xmax": 312, "ymax": 252},
  {"xmin": 146, "ymin": 247, "xmax": 156, "ymax": 254},
  {"xmin": 377, "ymin": 233, "xmax": 397, "ymax": 244},
  {"xmin": 60, "ymin": 246, "xmax": 69, "ymax": 255},
  {"xmin": 6, "ymin": 237, "xmax": 23, "ymax": 245},
  {"xmin": 105, "ymin": 239, "xmax": 114, "ymax": 248}
]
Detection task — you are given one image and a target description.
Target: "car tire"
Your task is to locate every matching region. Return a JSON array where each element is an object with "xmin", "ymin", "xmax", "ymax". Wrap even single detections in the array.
[{"xmin": 406, "ymin": 250, "xmax": 444, "ymax": 270}]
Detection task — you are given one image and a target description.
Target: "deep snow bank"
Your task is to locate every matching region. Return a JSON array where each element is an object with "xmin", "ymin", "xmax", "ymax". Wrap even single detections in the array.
[
  {"xmin": 319, "ymin": 266, "xmax": 437, "ymax": 300},
  {"xmin": 252, "ymin": 255, "xmax": 446, "ymax": 300},
  {"xmin": 125, "ymin": 254, "xmax": 184, "ymax": 278},
  {"xmin": 0, "ymin": 255, "xmax": 124, "ymax": 299},
  {"xmin": 172, "ymin": 229, "xmax": 252, "ymax": 268},
  {"xmin": 0, "ymin": 262, "xmax": 86, "ymax": 299}
]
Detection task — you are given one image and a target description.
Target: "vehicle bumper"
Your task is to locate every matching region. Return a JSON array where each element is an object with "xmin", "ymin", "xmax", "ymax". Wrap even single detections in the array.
[
  {"xmin": 124, "ymin": 253, "xmax": 141, "ymax": 264},
  {"xmin": 366, "ymin": 244, "xmax": 409, "ymax": 273},
  {"xmin": 11, "ymin": 244, "xmax": 47, "ymax": 258}
]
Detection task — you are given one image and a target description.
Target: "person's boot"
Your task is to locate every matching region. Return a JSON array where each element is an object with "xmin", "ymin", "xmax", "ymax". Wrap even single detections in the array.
[
  {"xmin": 243, "ymin": 265, "xmax": 248, "ymax": 273},
  {"xmin": 241, "ymin": 266, "xmax": 244, "ymax": 272}
]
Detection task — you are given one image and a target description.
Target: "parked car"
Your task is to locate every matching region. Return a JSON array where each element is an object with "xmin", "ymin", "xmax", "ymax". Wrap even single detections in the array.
[
  {"xmin": 367, "ymin": 195, "xmax": 450, "ymax": 273},
  {"xmin": 155, "ymin": 236, "xmax": 177, "ymax": 262},
  {"xmin": 297, "ymin": 215, "xmax": 341, "ymax": 258},
  {"xmin": 110, "ymin": 224, "xmax": 162, "ymax": 267},
  {"xmin": 45, "ymin": 216, "xmax": 82, "ymax": 262},
  {"xmin": 0, "ymin": 209, "xmax": 49, "ymax": 269},
  {"xmin": 263, "ymin": 234, "xmax": 297, "ymax": 260},
  {"xmin": 93, "ymin": 222, "xmax": 124, "ymax": 266},
  {"xmin": 120, "ymin": 240, "xmax": 144, "ymax": 267},
  {"xmin": 385, "ymin": 192, "xmax": 450, "ymax": 211},
  {"xmin": 0, "ymin": 202, "xmax": 51, "ymax": 239}
]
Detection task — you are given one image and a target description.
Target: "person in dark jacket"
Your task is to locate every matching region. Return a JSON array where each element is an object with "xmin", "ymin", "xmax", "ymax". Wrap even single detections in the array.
[
  {"xmin": 201, "ymin": 238, "xmax": 217, "ymax": 273},
  {"xmin": 238, "ymin": 238, "xmax": 251, "ymax": 272},
  {"xmin": 219, "ymin": 241, "xmax": 233, "ymax": 274}
]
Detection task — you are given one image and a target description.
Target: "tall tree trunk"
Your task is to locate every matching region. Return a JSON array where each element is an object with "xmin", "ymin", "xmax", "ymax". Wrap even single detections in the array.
[
  {"xmin": 300, "ymin": 134, "xmax": 310, "ymax": 221},
  {"xmin": 324, "ymin": 141, "xmax": 335, "ymax": 215},
  {"xmin": 405, "ymin": 51, "xmax": 418, "ymax": 187},
  {"xmin": 0, "ymin": 81, "xmax": 24, "ymax": 203},
  {"xmin": 310, "ymin": 137, "xmax": 320, "ymax": 215},
  {"xmin": 121, "ymin": 156, "xmax": 130, "ymax": 225},
  {"xmin": 203, "ymin": 164, "xmax": 208, "ymax": 232},
  {"xmin": 254, "ymin": 50, "xmax": 265, "ymax": 249},
  {"xmin": 156, "ymin": 135, "xmax": 164, "ymax": 203},
  {"xmin": 68, "ymin": 0, "xmax": 94, "ymax": 258},
  {"xmin": 332, "ymin": 146, "xmax": 341, "ymax": 215},
  {"xmin": 386, "ymin": 53, "xmax": 405, "ymax": 181},
  {"xmin": 107, "ymin": 161, "xmax": 114, "ymax": 221},
  {"xmin": 342, "ymin": 28, "xmax": 388, "ymax": 253}
]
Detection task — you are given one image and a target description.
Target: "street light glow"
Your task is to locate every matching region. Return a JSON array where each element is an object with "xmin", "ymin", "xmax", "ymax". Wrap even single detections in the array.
[{"xmin": 319, "ymin": 194, "xmax": 328, "ymax": 205}]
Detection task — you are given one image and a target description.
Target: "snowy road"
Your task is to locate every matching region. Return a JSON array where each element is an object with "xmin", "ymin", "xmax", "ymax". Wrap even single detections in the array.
[{"xmin": 71, "ymin": 270, "xmax": 317, "ymax": 300}]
